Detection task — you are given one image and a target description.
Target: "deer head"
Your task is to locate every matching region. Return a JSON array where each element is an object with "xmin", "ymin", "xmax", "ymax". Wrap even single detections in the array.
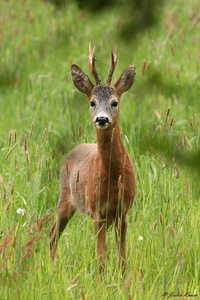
[{"xmin": 71, "ymin": 43, "xmax": 136, "ymax": 129}]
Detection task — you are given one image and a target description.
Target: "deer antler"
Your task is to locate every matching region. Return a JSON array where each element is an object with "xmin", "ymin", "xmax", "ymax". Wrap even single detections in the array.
[
  {"xmin": 106, "ymin": 45, "xmax": 118, "ymax": 85},
  {"xmin": 88, "ymin": 42, "xmax": 101, "ymax": 85}
]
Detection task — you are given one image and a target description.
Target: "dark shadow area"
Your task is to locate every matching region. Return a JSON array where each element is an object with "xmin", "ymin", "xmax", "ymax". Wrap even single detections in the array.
[
  {"xmin": 135, "ymin": 65, "xmax": 199, "ymax": 108},
  {"xmin": 119, "ymin": 0, "xmax": 163, "ymax": 40},
  {"xmin": 73, "ymin": 0, "xmax": 116, "ymax": 11},
  {"xmin": 43, "ymin": 0, "xmax": 68, "ymax": 7},
  {"xmin": 47, "ymin": 0, "xmax": 115, "ymax": 10},
  {"xmin": 139, "ymin": 130, "xmax": 200, "ymax": 176},
  {"xmin": 48, "ymin": 0, "xmax": 164, "ymax": 39},
  {"xmin": 0, "ymin": 69, "xmax": 18, "ymax": 89}
]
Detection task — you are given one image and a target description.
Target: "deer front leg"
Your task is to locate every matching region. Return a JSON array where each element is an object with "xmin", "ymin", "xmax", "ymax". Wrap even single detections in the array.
[
  {"xmin": 50, "ymin": 199, "xmax": 75, "ymax": 260},
  {"xmin": 115, "ymin": 215, "xmax": 127, "ymax": 274},
  {"xmin": 50, "ymin": 214, "xmax": 70, "ymax": 260},
  {"xmin": 94, "ymin": 215, "xmax": 106, "ymax": 275}
]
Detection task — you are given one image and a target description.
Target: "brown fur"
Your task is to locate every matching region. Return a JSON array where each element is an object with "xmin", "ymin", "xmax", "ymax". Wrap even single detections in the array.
[{"xmin": 50, "ymin": 46, "xmax": 136, "ymax": 275}]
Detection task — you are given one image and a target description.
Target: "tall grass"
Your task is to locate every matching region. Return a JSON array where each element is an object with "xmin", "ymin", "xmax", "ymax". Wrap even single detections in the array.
[{"xmin": 0, "ymin": 0, "xmax": 199, "ymax": 299}]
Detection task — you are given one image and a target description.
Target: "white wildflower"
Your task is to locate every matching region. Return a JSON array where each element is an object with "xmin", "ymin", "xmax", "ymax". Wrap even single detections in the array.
[
  {"xmin": 138, "ymin": 236, "xmax": 144, "ymax": 241},
  {"xmin": 16, "ymin": 208, "xmax": 26, "ymax": 216}
]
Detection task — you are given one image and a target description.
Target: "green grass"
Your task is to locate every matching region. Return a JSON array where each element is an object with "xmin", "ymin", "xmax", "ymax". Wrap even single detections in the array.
[{"xmin": 0, "ymin": 0, "xmax": 199, "ymax": 299}]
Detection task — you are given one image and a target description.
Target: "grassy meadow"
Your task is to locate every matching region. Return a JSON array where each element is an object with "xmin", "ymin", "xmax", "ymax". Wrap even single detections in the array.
[{"xmin": 0, "ymin": 0, "xmax": 199, "ymax": 299}]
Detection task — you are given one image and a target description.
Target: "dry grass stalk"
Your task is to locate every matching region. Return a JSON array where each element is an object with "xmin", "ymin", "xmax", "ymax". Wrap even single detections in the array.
[
  {"xmin": 78, "ymin": 124, "xmax": 82, "ymax": 137},
  {"xmin": 165, "ymin": 107, "xmax": 170, "ymax": 122},
  {"xmin": 194, "ymin": 113, "xmax": 199, "ymax": 125},
  {"xmin": 70, "ymin": 131, "xmax": 74, "ymax": 142},
  {"xmin": 81, "ymin": 287, "xmax": 87, "ymax": 300},
  {"xmin": 184, "ymin": 177, "xmax": 189, "ymax": 193},
  {"xmin": 10, "ymin": 183, "xmax": 14, "ymax": 195},
  {"xmin": 146, "ymin": 62, "xmax": 151, "ymax": 73},
  {"xmin": 167, "ymin": 25, "xmax": 174, "ymax": 39},
  {"xmin": 42, "ymin": 128, "xmax": 47, "ymax": 143},
  {"xmin": 141, "ymin": 60, "xmax": 151, "ymax": 75},
  {"xmin": 178, "ymin": 23, "xmax": 186, "ymax": 40},
  {"xmin": 169, "ymin": 43, "xmax": 175, "ymax": 56},
  {"xmin": 71, "ymin": 274, "xmax": 80, "ymax": 284},
  {"xmin": 48, "ymin": 169, "xmax": 52, "ymax": 181},
  {"xmin": 67, "ymin": 284, "xmax": 77, "ymax": 291},
  {"xmin": 189, "ymin": 118, "xmax": 194, "ymax": 130},
  {"xmin": 168, "ymin": 117, "xmax": 174, "ymax": 129},
  {"xmin": 5, "ymin": 200, "xmax": 12, "ymax": 213},
  {"xmin": 25, "ymin": 151, "xmax": 30, "ymax": 165},
  {"xmin": 14, "ymin": 130, "xmax": 17, "ymax": 143},
  {"xmin": 141, "ymin": 61, "xmax": 147, "ymax": 75},
  {"xmin": 23, "ymin": 135, "xmax": 27, "ymax": 152},
  {"xmin": 15, "ymin": 160, "xmax": 20, "ymax": 171},
  {"xmin": 36, "ymin": 145, "xmax": 40, "ymax": 159},
  {"xmin": 29, "ymin": 119, "xmax": 35, "ymax": 137},
  {"xmin": 8, "ymin": 131, "xmax": 12, "ymax": 146},
  {"xmin": 174, "ymin": 165, "xmax": 180, "ymax": 179},
  {"xmin": 38, "ymin": 160, "xmax": 42, "ymax": 171},
  {"xmin": 159, "ymin": 212, "xmax": 163, "ymax": 225},
  {"xmin": 4, "ymin": 143, "xmax": 18, "ymax": 160},
  {"xmin": 0, "ymin": 226, "xmax": 16, "ymax": 257}
]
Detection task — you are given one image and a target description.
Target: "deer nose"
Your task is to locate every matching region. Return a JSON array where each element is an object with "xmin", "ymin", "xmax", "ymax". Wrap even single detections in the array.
[{"xmin": 95, "ymin": 117, "xmax": 109, "ymax": 127}]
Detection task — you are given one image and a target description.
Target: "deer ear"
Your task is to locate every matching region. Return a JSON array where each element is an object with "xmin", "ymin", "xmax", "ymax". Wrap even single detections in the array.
[
  {"xmin": 71, "ymin": 64, "xmax": 94, "ymax": 96},
  {"xmin": 114, "ymin": 66, "xmax": 136, "ymax": 95}
]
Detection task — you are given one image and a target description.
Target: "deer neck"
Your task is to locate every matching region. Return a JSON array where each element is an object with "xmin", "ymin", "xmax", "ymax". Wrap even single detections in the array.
[{"xmin": 95, "ymin": 122, "xmax": 126, "ymax": 167}]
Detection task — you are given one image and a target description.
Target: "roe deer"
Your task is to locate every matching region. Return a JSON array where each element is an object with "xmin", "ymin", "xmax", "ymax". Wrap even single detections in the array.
[{"xmin": 50, "ymin": 43, "xmax": 136, "ymax": 275}]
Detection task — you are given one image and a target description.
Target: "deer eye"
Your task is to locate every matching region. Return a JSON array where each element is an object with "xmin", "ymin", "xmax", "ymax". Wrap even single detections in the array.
[
  {"xmin": 90, "ymin": 101, "xmax": 96, "ymax": 108},
  {"xmin": 111, "ymin": 101, "xmax": 118, "ymax": 108}
]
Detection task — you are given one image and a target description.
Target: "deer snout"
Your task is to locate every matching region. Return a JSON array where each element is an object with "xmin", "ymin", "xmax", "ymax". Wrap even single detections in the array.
[{"xmin": 95, "ymin": 116, "xmax": 110, "ymax": 129}]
